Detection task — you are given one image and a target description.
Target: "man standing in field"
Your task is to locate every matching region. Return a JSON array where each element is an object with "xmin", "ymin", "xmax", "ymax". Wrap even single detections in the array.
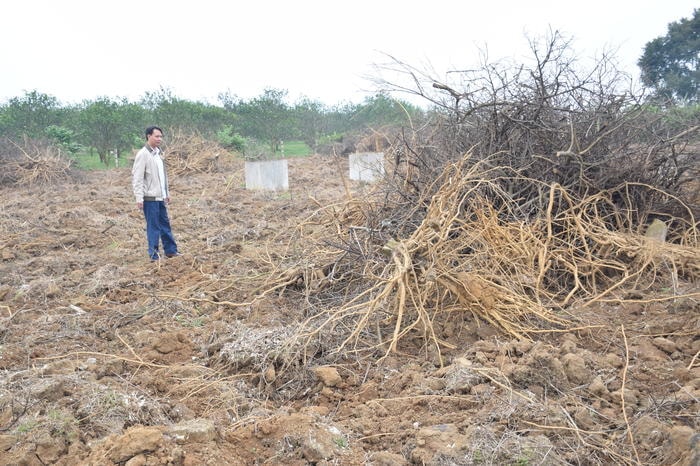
[{"xmin": 132, "ymin": 126, "xmax": 181, "ymax": 261}]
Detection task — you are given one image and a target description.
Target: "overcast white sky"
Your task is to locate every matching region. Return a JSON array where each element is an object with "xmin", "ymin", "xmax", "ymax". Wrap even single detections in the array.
[{"xmin": 1, "ymin": 1, "xmax": 697, "ymax": 106}]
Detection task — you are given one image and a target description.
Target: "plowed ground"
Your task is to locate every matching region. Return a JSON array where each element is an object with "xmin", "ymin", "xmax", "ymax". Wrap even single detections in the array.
[{"xmin": 0, "ymin": 155, "xmax": 698, "ymax": 465}]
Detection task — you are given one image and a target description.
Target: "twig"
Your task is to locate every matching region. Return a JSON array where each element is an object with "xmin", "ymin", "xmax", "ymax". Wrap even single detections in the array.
[
  {"xmin": 367, "ymin": 393, "xmax": 476, "ymax": 404},
  {"xmin": 689, "ymin": 349, "xmax": 700, "ymax": 370},
  {"xmin": 358, "ymin": 432, "xmax": 399, "ymax": 441},
  {"xmin": 620, "ymin": 325, "xmax": 641, "ymax": 465},
  {"xmin": 36, "ymin": 351, "xmax": 169, "ymax": 368},
  {"xmin": 100, "ymin": 223, "xmax": 115, "ymax": 234},
  {"xmin": 115, "ymin": 329, "xmax": 144, "ymax": 364},
  {"xmin": 471, "ymin": 368, "xmax": 534, "ymax": 404},
  {"xmin": 523, "ymin": 419, "xmax": 607, "ymax": 435}
]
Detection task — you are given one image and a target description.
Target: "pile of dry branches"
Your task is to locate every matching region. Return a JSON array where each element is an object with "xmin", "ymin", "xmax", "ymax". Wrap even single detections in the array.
[
  {"xmin": 379, "ymin": 32, "xmax": 699, "ymax": 224},
  {"xmin": 268, "ymin": 151, "xmax": 698, "ymax": 362},
  {"xmin": 163, "ymin": 129, "xmax": 227, "ymax": 175},
  {"xmin": 261, "ymin": 33, "xmax": 700, "ymax": 362},
  {"xmin": 0, "ymin": 138, "xmax": 74, "ymax": 186}
]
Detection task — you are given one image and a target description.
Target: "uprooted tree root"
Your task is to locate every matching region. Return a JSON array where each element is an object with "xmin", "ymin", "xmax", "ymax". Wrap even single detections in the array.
[
  {"xmin": 267, "ymin": 153, "xmax": 699, "ymax": 363},
  {"xmin": 0, "ymin": 138, "xmax": 75, "ymax": 186},
  {"xmin": 163, "ymin": 129, "xmax": 231, "ymax": 175}
]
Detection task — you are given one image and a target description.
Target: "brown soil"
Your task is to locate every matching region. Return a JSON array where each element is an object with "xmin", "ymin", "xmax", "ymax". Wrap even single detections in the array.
[{"xmin": 0, "ymin": 155, "xmax": 698, "ymax": 465}]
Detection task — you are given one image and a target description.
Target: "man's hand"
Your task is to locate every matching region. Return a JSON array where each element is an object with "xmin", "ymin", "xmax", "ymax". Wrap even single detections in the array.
[{"xmin": 137, "ymin": 202, "xmax": 143, "ymax": 209}]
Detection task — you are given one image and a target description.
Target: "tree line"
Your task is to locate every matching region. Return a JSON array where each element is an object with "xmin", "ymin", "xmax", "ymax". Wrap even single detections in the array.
[{"xmin": 0, "ymin": 87, "xmax": 424, "ymax": 165}]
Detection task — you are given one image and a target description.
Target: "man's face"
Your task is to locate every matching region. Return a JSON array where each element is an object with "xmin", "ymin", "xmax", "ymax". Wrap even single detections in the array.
[{"xmin": 147, "ymin": 129, "xmax": 163, "ymax": 148}]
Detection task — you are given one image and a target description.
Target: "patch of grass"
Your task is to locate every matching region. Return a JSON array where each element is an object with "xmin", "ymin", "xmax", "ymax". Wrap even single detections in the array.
[
  {"xmin": 175, "ymin": 313, "xmax": 205, "ymax": 327},
  {"xmin": 510, "ymin": 449, "xmax": 534, "ymax": 466},
  {"xmin": 16, "ymin": 419, "xmax": 39, "ymax": 434},
  {"xmin": 70, "ymin": 151, "xmax": 109, "ymax": 170},
  {"xmin": 100, "ymin": 390, "xmax": 121, "ymax": 410},
  {"xmin": 70, "ymin": 149, "xmax": 129, "ymax": 170},
  {"xmin": 47, "ymin": 409, "xmax": 79, "ymax": 440},
  {"xmin": 333, "ymin": 437, "xmax": 348, "ymax": 448},
  {"xmin": 277, "ymin": 140, "xmax": 311, "ymax": 158}
]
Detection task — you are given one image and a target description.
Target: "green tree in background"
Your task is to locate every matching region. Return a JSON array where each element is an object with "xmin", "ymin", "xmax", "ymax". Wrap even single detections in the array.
[
  {"xmin": 233, "ymin": 88, "xmax": 295, "ymax": 154},
  {"xmin": 141, "ymin": 87, "xmax": 233, "ymax": 137},
  {"xmin": 293, "ymin": 97, "xmax": 326, "ymax": 151},
  {"xmin": 347, "ymin": 93, "xmax": 421, "ymax": 131},
  {"xmin": 638, "ymin": 8, "xmax": 700, "ymax": 102},
  {"xmin": 0, "ymin": 91, "xmax": 64, "ymax": 138},
  {"xmin": 0, "ymin": 87, "xmax": 425, "ymax": 166},
  {"xmin": 44, "ymin": 125, "xmax": 82, "ymax": 155},
  {"xmin": 78, "ymin": 97, "xmax": 145, "ymax": 165}
]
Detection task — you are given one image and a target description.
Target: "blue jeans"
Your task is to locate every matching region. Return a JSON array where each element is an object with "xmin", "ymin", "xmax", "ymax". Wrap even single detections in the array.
[{"xmin": 143, "ymin": 201, "xmax": 178, "ymax": 260}]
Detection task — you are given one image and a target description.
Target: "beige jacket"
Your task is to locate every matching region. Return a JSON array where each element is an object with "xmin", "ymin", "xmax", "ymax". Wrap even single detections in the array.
[{"xmin": 132, "ymin": 145, "xmax": 169, "ymax": 202}]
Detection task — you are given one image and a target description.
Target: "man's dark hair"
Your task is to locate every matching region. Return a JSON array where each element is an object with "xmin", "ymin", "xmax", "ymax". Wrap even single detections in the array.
[{"xmin": 145, "ymin": 126, "xmax": 163, "ymax": 139}]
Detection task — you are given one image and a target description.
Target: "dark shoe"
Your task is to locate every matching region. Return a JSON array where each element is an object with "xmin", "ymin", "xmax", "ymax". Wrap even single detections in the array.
[{"xmin": 166, "ymin": 252, "xmax": 182, "ymax": 258}]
